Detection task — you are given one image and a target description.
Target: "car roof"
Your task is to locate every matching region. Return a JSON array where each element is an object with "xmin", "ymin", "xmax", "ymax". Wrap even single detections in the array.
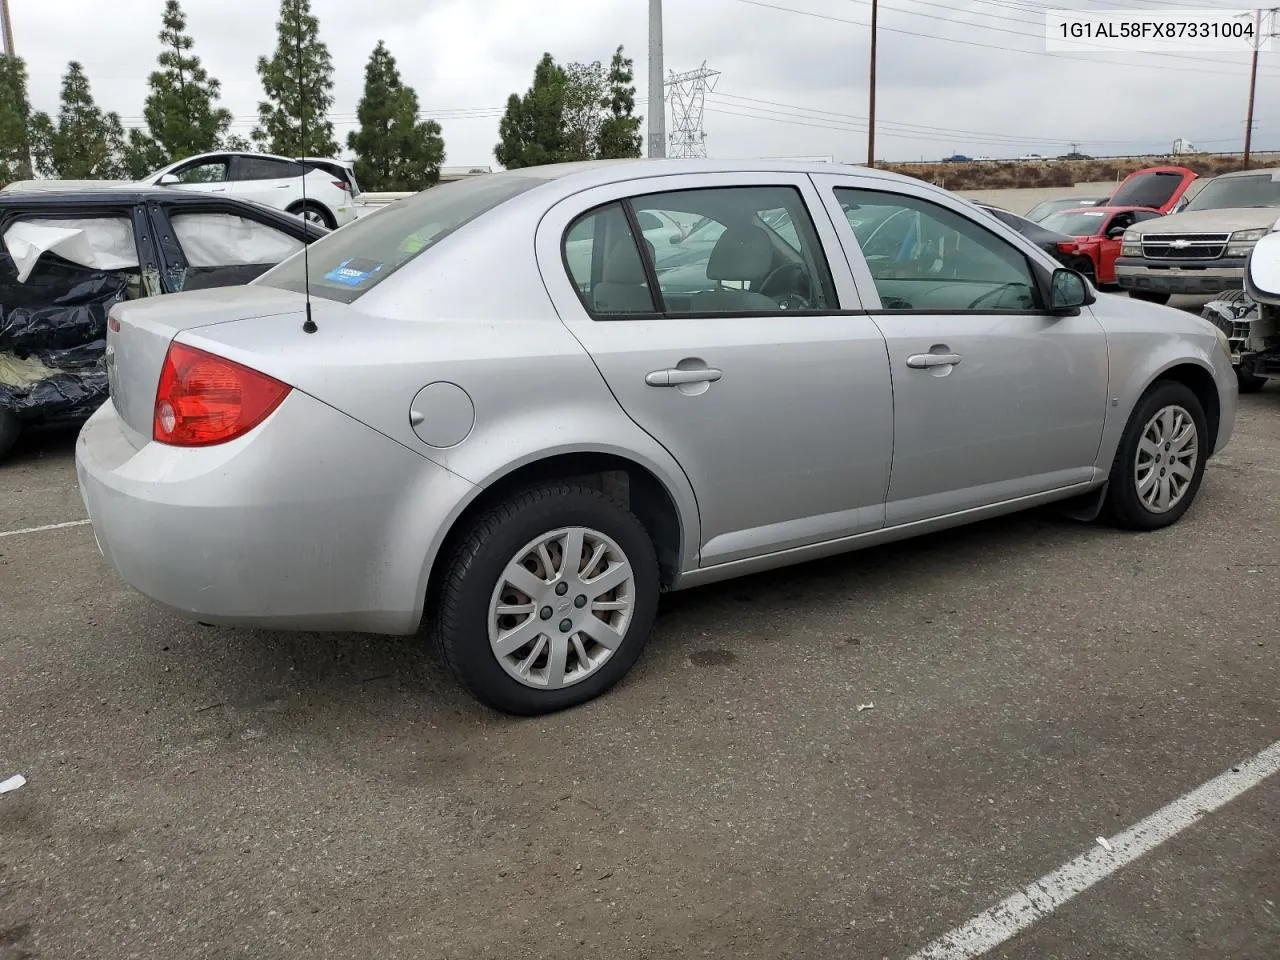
[
  {"xmin": 1051, "ymin": 205, "xmax": 1157, "ymax": 215},
  {"xmin": 0, "ymin": 185, "xmax": 329, "ymax": 234},
  {"xmin": 486, "ymin": 157, "xmax": 919, "ymax": 190},
  {"xmin": 1211, "ymin": 166, "xmax": 1280, "ymax": 180}
]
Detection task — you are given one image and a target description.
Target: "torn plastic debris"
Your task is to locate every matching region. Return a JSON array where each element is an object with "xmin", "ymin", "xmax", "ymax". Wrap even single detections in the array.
[
  {"xmin": 0, "ymin": 773, "xmax": 26, "ymax": 794},
  {"xmin": 857, "ymin": 702, "xmax": 875, "ymax": 712},
  {"xmin": 4, "ymin": 217, "xmax": 138, "ymax": 284},
  {"xmin": 0, "ymin": 368, "xmax": 107, "ymax": 420},
  {"xmin": 1, "ymin": 248, "xmax": 124, "ymax": 425}
]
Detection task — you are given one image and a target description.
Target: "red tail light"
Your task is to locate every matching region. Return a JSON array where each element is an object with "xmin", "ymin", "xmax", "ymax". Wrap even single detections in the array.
[
  {"xmin": 1057, "ymin": 241, "xmax": 1077, "ymax": 254},
  {"xmin": 333, "ymin": 180, "xmax": 350, "ymax": 193},
  {"xmin": 153, "ymin": 343, "xmax": 291, "ymax": 447}
]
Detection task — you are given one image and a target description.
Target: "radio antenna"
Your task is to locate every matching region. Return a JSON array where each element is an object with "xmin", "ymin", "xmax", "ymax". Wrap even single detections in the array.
[{"xmin": 296, "ymin": 14, "xmax": 317, "ymax": 334}]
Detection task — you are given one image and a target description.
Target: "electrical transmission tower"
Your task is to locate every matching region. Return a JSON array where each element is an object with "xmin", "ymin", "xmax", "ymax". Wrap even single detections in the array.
[{"xmin": 666, "ymin": 63, "xmax": 720, "ymax": 159}]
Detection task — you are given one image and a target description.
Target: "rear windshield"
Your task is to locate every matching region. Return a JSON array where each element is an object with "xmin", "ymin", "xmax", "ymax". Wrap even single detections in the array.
[
  {"xmin": 1182, "ymin": 173, "xmax": 1280, "ymax": 212},
  {"xmin": 256, "ymin": 173, "xmax": 542, "ymax": 303},
  {"xmin": 1109, "ymin": 171, "xmax": 1186, "ymax": 209},
  {"xmin": 1040, "ymin": 210, "xmax": 1108, "ymax": 236}
]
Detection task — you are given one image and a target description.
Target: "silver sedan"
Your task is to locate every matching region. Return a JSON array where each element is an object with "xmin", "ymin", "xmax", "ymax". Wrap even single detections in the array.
[{"xmin": 75, "ymin": 159, "xmax": 1239, "ymax": 715}]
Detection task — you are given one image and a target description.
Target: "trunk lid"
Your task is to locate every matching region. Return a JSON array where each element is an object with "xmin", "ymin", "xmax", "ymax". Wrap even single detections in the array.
[{"xmin": 106, "ymin": 285, "xmax": 306, "ymax": 442}]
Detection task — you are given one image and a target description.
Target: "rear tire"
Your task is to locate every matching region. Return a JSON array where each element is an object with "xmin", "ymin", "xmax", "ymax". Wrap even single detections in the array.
[
  {"xmin": 433, "ymin": 482, "xmax": 660, "ymax": 715},
  {"xmin": 1129, "ymin": 290, "xmax": 1171, "ymax": 306},
  {"xmin": 1103, "ymin": 380, "xmax": 1208, "ymax": 531},
  {"xmin": 288, "ymin": 201, "xmax": 335, "ymax": 230},
  {"xmin": 0, "ymin": 410, "xmax": 21, "ymax": 463}
]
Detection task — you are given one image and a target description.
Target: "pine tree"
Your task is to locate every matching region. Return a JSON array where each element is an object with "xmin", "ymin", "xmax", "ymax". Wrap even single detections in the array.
[
  {"xmin": 596, "ymin": 46, "xmax": 643, "ymax": 160},
  {"xmin": 29, "ymin": 61, "xmax": 128, "ymax": 180},
  {"xmin": 495, "ymin": 53, "xmax": 569, "ymax": 169},
  {"xmin": 252, "ymin": 0, "xmax": 337, "ymax": 157},
  {"xmin": 347, "ymin": 41, "xmax": 445, "ymax": 191},
  {"xmin": 124, "ymin": 0, "xmax": 234, "ymax": 177},
  {"xmin": 0, "ymin": 55, "xmax": 34, "ymax": 184}
]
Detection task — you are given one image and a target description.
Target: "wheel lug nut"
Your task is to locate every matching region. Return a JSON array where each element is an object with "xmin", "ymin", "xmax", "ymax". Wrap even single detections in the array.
[
  {"xmin": 555, "ymin": 582, "xmax": 569, "ymax": 596},
  {"xmin": 540, "ymin": 606, "xmax": 553, "ymax": 621},
  {"xmin": 574, "ymin": 595, "xmax": 587, "ymax": 609},
  {"xmin": 559, "ymin": 619, "xmax": 573, "ymax": 633}
]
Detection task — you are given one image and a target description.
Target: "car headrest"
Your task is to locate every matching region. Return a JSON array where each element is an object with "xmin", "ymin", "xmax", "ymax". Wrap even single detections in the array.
[
  {"xmin": 706, "ymin": 225, "xmax": 773, "ymax": 282},
  {"xmin": 601, "ymin": 237, "xmax": 656, "ymax": 284}
]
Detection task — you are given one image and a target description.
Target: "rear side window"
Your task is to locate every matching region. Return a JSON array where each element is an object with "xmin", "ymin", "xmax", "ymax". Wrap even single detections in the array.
[
  {"xmin": 236, "ymin": 157, "xmax": 306, "ymax": 181},
  {"xmin": 257, "ymin": 173, "xmax": 542, "ymax": 303}
]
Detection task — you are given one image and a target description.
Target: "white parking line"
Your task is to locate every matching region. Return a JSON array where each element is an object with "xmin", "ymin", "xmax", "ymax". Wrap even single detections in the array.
[
  {"xmin": 0, "ymin": 519, "xmax": 92, "ymax": 539},
  {"xmin": 905, "ymin": 739, "xmax": 1280, "ymax": 960}
]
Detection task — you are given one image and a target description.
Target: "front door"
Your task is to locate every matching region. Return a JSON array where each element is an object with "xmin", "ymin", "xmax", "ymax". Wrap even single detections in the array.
[
  {"xmin": 814, "ymin": 175, "xmax": 1110, "ymax": 526},
  {"xmin": 536, "ymin": 173, "xmax": 894, "ymax": 568}
]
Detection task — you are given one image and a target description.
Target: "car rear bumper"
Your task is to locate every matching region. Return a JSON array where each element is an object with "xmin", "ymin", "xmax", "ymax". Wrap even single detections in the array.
[
  {"xmin": 74, "ymin": 391, "xmax": 476, "ymax": 635},
  {"xmin": 1114, "ymin": 258, "xmax": 1246, "ymax": 295}
]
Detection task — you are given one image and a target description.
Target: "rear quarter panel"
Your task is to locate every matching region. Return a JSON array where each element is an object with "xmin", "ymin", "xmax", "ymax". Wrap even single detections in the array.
[{"xmin": 180, "ymin": 202, "xmax": 704, "ymax": 581}]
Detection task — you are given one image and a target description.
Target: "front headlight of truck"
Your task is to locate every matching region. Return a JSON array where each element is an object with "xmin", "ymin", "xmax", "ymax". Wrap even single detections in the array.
[
  {"xmin": 1227, "ymin": 228, "xmax": 1268, "ymax": 257},
  {"xmin": 1121, "ymin": 230, "xmax": 1142, "ymax": 257}
]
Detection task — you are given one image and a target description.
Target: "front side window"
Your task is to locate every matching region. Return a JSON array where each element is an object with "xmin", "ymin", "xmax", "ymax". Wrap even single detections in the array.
[
  {"xmin": 836, "ymin": 188, "xmax": 1039, "ymax": 312},
  {"xmin": 171, "ymin": 159, "xmax": 227, "ymax": 184}
]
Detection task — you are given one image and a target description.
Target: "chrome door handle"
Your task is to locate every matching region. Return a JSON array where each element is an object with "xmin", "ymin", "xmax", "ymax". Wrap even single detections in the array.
[
  {"xmin": 906, "ymin": 353, "xmax": 962, "ymax": 369},
  {"xmin": 645, "ymin": 367, "xmax": 723, "ymax": 387}
]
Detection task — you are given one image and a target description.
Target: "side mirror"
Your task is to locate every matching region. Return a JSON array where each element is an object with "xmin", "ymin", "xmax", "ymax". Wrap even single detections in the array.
[
  {"xmin": 1106, "ymin": 225, "xmax": 1127, "ymax": 239},
  {"xmin": 1048, "ymin": 267, "xmax": 1092, "ymax": 313},
  {"xmin": 157, "ymin": 173, "xmax": 180, "ymax": 186},
  {"xmin": 1244, "ymin": 231, "xmax": 1280, "ymax": 304}
]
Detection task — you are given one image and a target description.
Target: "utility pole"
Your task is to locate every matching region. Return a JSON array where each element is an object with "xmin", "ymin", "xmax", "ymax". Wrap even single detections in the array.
[
  {"xmin": 648, "ymin": 0, "xmax": 666, "ymax": 158},
  {"xmin": 1243, "ymin": 8, "xmax": 1261, "ymax": 168},
  {"xmin": 1242, "ymin": 7, "xmax": 1279, "ymax": 169},
  {"xmin": 867, "ymin": 0, "xmax": 878, "ymax": 167},
  {"xmin": 1, "ymin": 0, "xmax": 15, "ymax": 58}
]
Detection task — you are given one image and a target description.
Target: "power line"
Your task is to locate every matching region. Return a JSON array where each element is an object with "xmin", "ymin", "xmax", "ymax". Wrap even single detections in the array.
[{"xmin": 727, "ymin": 0, "xmax": 1278, "ymax": 77}]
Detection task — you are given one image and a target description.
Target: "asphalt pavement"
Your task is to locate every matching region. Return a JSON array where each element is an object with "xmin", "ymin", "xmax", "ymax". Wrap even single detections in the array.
[{"xmin": 1, "ymin": 388, "xmax": 1278, "ymax": 960}]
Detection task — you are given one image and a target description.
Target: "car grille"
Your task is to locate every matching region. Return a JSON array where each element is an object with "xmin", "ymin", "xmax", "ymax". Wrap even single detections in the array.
[{"xmin": 1141, "ymin": 233, "xmax": 1230, "ymax": 260}]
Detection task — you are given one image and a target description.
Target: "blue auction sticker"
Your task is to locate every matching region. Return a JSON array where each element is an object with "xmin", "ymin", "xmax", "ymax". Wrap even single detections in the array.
[{"xmin": 324, "ymin": 258, "xmax": 386, "ymax": 287}]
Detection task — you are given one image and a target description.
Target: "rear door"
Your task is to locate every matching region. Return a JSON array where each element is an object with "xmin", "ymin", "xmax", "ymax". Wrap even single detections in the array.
[
  {"xmin": 227, "ymin": 155, "xmax": 307, "ymax": 211},
  {"xmin": 150, "ymin": 201, "xmax": 307, "ymax": 291},
  {"xmin": 812, "ymin": 172, "xmax": 1109, "ymax": 525},
  {"xmin": 536, "ymin": 172, "xmax": 895, "ymax": 568}
]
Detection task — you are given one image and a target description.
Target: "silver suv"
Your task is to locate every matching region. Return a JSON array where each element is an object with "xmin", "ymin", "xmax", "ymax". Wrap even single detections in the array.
[{"xmin": 1115, "ymin": 167, "xmax": 1280, "ymax": 305}]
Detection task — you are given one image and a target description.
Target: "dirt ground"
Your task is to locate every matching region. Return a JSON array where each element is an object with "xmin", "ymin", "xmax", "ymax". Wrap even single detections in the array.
[{"xmin": 2, "ymin": 379, "xmax": 1278, "ymax": 958}]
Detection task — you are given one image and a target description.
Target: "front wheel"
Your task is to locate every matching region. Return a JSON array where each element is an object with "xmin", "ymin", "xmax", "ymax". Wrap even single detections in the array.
[
  {"xmin": 433, "ymin": 482, "xmax": 660, "ymax": 715},
  {"xmin": 1103, "ymin": 380, "xmax": 1209, "ymax": 530},
  {"xmin": 1129, "ymin": 290, "xmax": 1171, "ymax": 306}
]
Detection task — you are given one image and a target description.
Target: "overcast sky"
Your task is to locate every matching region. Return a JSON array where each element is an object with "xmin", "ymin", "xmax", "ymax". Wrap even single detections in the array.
[{"xmin": 11, "ymin": 0, "xmax": 1279, "ymax": 167}]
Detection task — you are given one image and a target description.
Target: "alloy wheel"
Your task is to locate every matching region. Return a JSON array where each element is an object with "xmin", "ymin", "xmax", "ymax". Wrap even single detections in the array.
[
  {"xmin": 1134, "ymin": 404, "xmax": 1198, "ymax": 514},
  {"xmin": 487, "ymin": 527, "xmax": 636, "ymax": 690}
]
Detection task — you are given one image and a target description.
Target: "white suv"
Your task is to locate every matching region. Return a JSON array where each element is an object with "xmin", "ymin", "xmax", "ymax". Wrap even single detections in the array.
[{"xmin": 143, "ymin": 151, "xmax": 358, "ymax": 229}]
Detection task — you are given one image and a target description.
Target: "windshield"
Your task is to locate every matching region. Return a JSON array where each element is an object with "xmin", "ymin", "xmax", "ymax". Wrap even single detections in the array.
[
  {"xmin": 1183, "ymin": 173, "xmax": 1280, "ymax": 212},
  {"xmin": 1109, "ymin": 171, "xmax": 1187, "ymax": 209},
  {"xmin": 256, "ymin": 173, "xmax": 542, "ymax": 303},
  {"xmin": 1040, "ymin": 210, "xmax": 1108, "ymax": 236}
]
